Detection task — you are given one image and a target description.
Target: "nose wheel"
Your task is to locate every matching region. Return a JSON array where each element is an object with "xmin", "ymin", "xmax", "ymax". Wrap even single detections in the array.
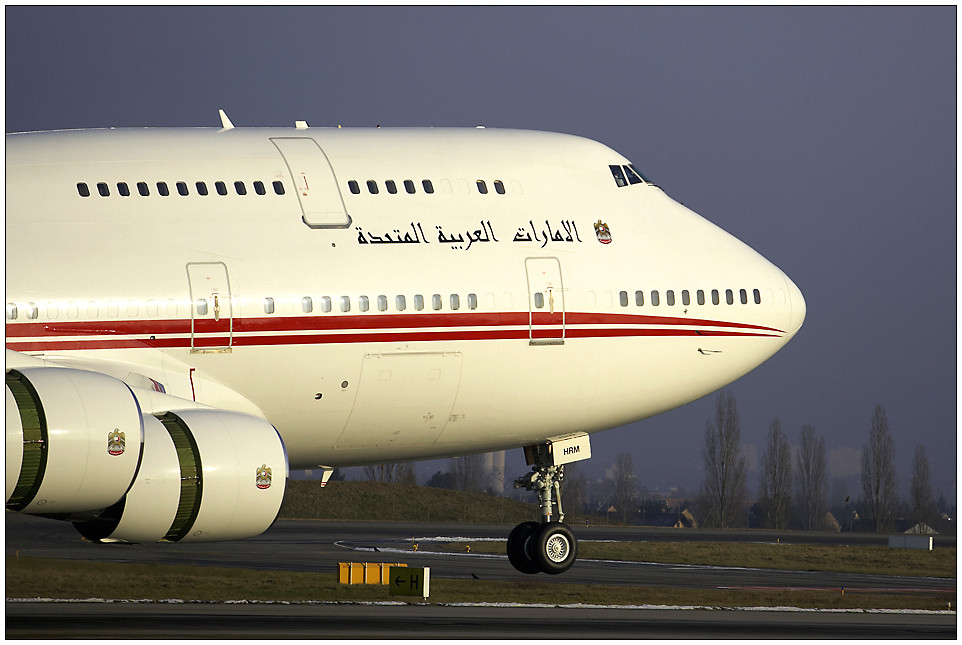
[{"xmin": 507, "ymin": 434, "xmax": 590, "ymax": 575}]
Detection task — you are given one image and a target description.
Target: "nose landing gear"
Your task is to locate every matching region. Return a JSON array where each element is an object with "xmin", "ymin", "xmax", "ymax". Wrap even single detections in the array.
[{"xmin": 507, "ymin": 433, "xmax": 590, "ymax": 575}]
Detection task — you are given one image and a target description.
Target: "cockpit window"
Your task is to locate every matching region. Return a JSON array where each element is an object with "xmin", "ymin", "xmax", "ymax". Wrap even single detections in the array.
[
  {"xmin": 611, "ymin": 164, "xmax": 653, "ymax": 188},
  {"xmin": 609, "ymin": 165, "xmax": 628, "ymax": 187},
  {"xmin": 628, "ymin": 164, "xmax": 652, "ymax": 183},
  {"xmin": 622, "ymin": 165, "xmax": 644, "ymax": 185}
]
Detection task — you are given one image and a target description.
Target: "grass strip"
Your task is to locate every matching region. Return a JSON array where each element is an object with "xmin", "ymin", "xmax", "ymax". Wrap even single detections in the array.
[
  {"xmin": 446, "ymin": 541, "xmax": 956, "ymax": 579},
  {"xmin": 6, "ymin": 556, "xmax": 954, "ymax": 612}
]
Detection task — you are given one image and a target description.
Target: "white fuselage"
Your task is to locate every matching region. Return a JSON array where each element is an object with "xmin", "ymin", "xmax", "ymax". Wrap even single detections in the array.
[{"xmin": 5, "ymin": 126, "xmax": 805, "ymax": 469}]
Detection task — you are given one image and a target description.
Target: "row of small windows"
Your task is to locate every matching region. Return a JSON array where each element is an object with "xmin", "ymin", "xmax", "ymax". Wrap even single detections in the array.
[
  {"xmin": 77, "ymin": 180, "xmax": 286, "ymax": 198},
  {"xmin": 347, "ymin": 178, "xmax": 508, "ymax": 196},
  {"xmin": 6, "ymin": 288, "xmax": 776, "ymax": 321},
  {"xmin": 618, "ymin": 288, "xmax": 763, "ymax": 307},
  {"xmin": 281, "ymin": 293, "xmax": 480, "ymax": 314},
  {"xmin": 348, "ymin": 179, "xmax": 435, "ymax": 195}
]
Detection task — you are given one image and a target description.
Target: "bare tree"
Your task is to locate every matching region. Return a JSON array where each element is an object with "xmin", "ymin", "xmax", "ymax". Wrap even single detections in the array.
[
  {"xmin": 795, "ymin": 424, "xmax": 827, "ymax": 530},
  {"xmin": 363, "ymin": 462, "xmax": 416, "ymax": 485},
  {"xmin": 759, "ymin": 418, "xmax": 792, "ymax": 529},
  {"xmin": 450, "ymin": 453, "xmax": 487, "ymax": 492},
  {"xmin": 610, "ymin": 452, "xmax": 637, "ymax": 523},
  {"xmin": 701, "ymin": 391, "xmax": 747, "ymax": 528},
  {"xmin": 561, "ymin": 461, "xmax": 588, "ymax": 518},
  {"xmin": 860, "ymin": 405, "xmax": 898, "ymax": 533},
  {"xmin": 910, "ymin": 444, "xmax": 936, "ymax": 530}
]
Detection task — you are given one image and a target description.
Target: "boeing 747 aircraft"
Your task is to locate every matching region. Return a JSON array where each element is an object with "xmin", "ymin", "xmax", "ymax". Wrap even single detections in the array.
[{"xmin": 5, "ymin": 112, "xmax": 804, "ymax": 574}]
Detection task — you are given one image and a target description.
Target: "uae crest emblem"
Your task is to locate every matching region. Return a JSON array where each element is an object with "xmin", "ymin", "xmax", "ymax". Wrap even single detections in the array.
[
  {"xmin": 594, "ymin": 220, "xmax": 612, "ymax": 244},
  {"xmin": 107, "ymin": 430, "xmax": 126, "ymax": 456},
  {"xmin": 256, "ymin": 464, "xmax": 273, "ymax": 490}
]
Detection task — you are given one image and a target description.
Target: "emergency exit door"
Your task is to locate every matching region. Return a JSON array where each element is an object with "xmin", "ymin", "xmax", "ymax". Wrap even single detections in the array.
[
  {"xmin": 271, "ymin": 137, "xmax": 351, "ymax": 228},
  {"xmin": 187, "ymin": 262, "xmax": 232, "ymax": 353},
  {"xmin": 525, "ymin": 257, "xmax": 565, "ymax": 345}
]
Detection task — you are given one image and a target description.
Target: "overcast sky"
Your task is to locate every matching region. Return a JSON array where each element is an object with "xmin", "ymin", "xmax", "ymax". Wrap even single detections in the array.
[{"xmin": 6, "ymin": 6, "xmax": 956, "ymax": 503}]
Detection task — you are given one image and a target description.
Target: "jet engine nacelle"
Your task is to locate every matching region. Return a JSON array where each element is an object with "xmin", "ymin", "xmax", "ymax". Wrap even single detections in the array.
[
  {"xmin": 5, "ymin": 367, "xmax": 145, "ymax": 514},
  {"xmin": 6, "ymin": 366, "xmax": 288, "ymax": 543},
  {"xmin": 75, "ymin": 408, "xmax": 288, "ymax": 543}
]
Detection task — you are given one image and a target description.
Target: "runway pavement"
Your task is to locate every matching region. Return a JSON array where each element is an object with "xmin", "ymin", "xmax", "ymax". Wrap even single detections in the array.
[{"xmin": 5, "ymin": 513, "xmax": 956, "ymax": 638}]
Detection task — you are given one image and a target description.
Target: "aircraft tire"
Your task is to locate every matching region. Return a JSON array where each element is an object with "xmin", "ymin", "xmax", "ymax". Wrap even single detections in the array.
[
  {"xmin": 506, "ymin": 521, "xmax": 541, "ymax": 574},
  {"xmin": 532, "ymin": 521, "xmax": 577, "ymax": 575}
]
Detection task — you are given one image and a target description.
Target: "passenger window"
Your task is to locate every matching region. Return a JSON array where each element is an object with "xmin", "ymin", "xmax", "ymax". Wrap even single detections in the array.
[
  {"xmin": 404, "ymin": 180, "xmax": 416, "ymax": 194},
  {"xmin": 196, "ymin": 299, "xmax": 208, "ymax": 316},
  {"xmin": 414, "ymin": 294, "xmax": 424, "ymax": 311},
  {"xmin": 494, "ymin": 180, "xmax": 505, "ymax": 194},
  {"xmin": 320, "ymin": 296, "xmax": 332, "ymax": 313},
  {"xmin": 726, "ymin": 289, "xmax": 734, "ymax": 305},
  {"xmin": 622, "ymin": 165, "xmax": 643, "ymax": 185},
  {"xmin": 157, "ymin": 182, "xmax": 169, "ymax": 197},
  {"xmin": 6, "ymin": 303, "xmax": 17, "ymax": 320},
  {"xmin": 215, "ymin": 181, "xmax": 228, "ymax": 196},
  {"xmin": 273, "ymin": 181, "xmax": 286, "ymax": 195},
  {"xmin": 348, "ymin": 180, "xmax": 360, "ymax": 194},
  {"xmin": 682, "ymin": 290, "xmax": 690, "ymax": 306},
  {"xmin": 176, "ymin": 181, "xmax": 189, "ymax": 196},
  {"xmin": 137, "ymin": 182, "xmax": 150, "ymax": 196},
  {"xmin": 117, "ymin": 182, "xmax": 130, "ymax": 197},
  {"xmin": 302, "ymin": 296, "xmax": 313, "ymax": 313},
  {"xmin": 650, "ymin": 290, "xmax": 660, "ymax": 306},
  {"xmin": 339, "ymin": 296, "xmax": 350, "ymax": 312},
  {"xmin": 619, "ymin": 291, "xmax": 628, "ymax": 307},
  {"xmin": 666, "ymin": 290, "xmax": 675, "ymax": 306},
  {"xmin": 234, "ymin": 181, "xmax": 247, "ymax": 195},
  {"xmin": 396, "ymin": 295, "xmax": 407, "ymax": 311},
  {"xmin": 740, "ymin": 289, "xmax": 748, "ymax": 305},
  {"xmin": 609, "ymin": 165, "xmax": 627, "ymax": 187},
  {"xmin": 97, "ymin": 182, "xmax": 110, "ymax": 197},
  {"xmin": 196, "ymin": 181, "xmax": 209, "ymax": 196},
  {"xmin": 534, "ymin": 292, "xmax": 544, "ymax": 309},
  {"xmin": 697, "ymin": 290, "xmax": 706, "ymax": 305},
  {"xmin": 77, "ymin": 182, "xmax": 90, "ymax": 197},
  {"xmin": 753, "ymin": 289, "xmax": 761, "ymax": 305},
  {"xmin": 26, "ymin": 302, "xmax": 38, "ymax": 319},
  {"xmin": 477, "ymin": 180, "xmax": 488, "ymax": 194},
  {"xmin": 432, "ymin": 294, "xmax": 442, "ymax": 310},
  {"xmin": 422, "ymin": 180, "xmax": 434, "ymax": 194},
  {"xmin": 450, "ymin": 294, "xmax": 460, "ymax": 310},
  {"xmin": 377, "ymin": 295, "xmax": 388, "ymax": 312},
  {"xmin": 467, "ymin": 293, "xmax": 478, "ymax": 310},
  {"xmin": 635, "ymin": 290, "xmax": 644, "ymax": 306},
  {"xmin": 253, "ymin": 181, "xmax": 266, "ymax": 195},
  {"xmin": 358, "ymin": 295, "xmax": 369, "ymax": 312},
  {"xmin": 711, "ymin": 289, "xmax": 720, "ymax": 305},
  {"xmin": 385, "ymin": 180, "xmax": 397, "ymax": 194},
  {"xmin": 263, "ymin": 297, "xmax": 275, "ymax": 314},
  {"xmin": 367, "ymin": 180, "xmax": 378, "ymax": 194}
]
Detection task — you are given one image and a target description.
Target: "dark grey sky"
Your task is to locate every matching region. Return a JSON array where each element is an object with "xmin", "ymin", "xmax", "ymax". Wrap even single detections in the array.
[{"xmin": 6, "ymin": 6, "xmax": 956, "ymax": 503}]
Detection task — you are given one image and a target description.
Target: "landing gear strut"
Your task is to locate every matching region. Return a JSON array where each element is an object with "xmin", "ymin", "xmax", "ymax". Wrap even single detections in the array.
[{"xmin": 506, "ymin": 433, "xmax": 590, "ymax": 575}]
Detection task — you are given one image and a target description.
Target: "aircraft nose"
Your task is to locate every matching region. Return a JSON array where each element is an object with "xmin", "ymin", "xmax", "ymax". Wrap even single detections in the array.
[{"xmin": 785, "ymin": 275, "xmax": 806, "ymax": 337}]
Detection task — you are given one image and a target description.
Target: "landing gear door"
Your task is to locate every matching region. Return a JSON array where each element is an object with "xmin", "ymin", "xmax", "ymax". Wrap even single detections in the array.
[
  {"xmin": 525, "ymin": 257, "xmax": 565, "ymax": 345},
  {"xmin": 271, "ymin": 137, "xmax": 351, "ymax": 228},
  {"xmin": 187, "ymin": 262, "xmax": 233, "ymax": 353}
]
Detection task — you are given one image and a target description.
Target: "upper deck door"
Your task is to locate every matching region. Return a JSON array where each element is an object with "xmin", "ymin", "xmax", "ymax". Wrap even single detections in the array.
[
  {"xmin": 525, "ymin": 257, "xmax": 565, "ymax": 345},
  {"xmin": 187, "ymin": 262, "xmax": 233, "ymax": 353},
  {"xmin": 270, "ymin": 137, "xmax": 351, "ymax": 228}
]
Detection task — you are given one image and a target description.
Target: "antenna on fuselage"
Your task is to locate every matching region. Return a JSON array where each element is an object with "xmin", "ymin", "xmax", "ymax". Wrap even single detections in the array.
[{"xmin": 218, "ymin": 109, "xmax": 235, "ymax": 130}]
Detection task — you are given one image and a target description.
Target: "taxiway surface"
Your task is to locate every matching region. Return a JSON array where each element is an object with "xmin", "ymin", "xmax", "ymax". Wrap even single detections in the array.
[{"xmin": 6, "ymin": 514, "xmax": 956, "ymax": 638}]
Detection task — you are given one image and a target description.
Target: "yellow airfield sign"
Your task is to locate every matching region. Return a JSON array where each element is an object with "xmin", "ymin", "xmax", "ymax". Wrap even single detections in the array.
[{"xmin": 388, "ymin": 566, "xmax": 430, "ymax": 598}]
